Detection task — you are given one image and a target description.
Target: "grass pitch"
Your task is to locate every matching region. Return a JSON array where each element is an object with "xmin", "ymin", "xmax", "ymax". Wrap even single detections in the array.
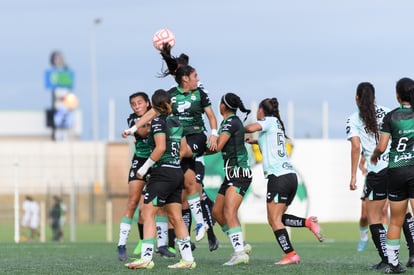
[{"xmin": 0, "ymin": 223, "xmax": 410, "ymax": 274}]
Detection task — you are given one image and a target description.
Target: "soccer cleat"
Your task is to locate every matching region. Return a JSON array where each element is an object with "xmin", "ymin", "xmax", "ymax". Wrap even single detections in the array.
[
  {"xmin": 223, "ymin": 252, "xmax": 249, "ymax": 266},
  {"xmin": 368, "ymin": 261, "xmax": 388, "ymax": 270},
  {"xmin": 133, "ymin": 240, "xmax": 142, "ymax": 255},
  {"xmin": 195, "ymin": 223, "xmax": 208, "ymax": 241},
  {"xmin": 384, "ymin": 263, "xmax": 407, "ymax": 274},
  {"xmin": 208, "ymin": 237, "xmax": 219, "ymax": 252},
  {"xmin": 168, "ymin": 259, "xmax": 196, "ymax": 269},
  {"xmin": 157, "ymin": 245, "xmax": 176, "ymax": 258},
  {"xmin": 117, "ymin": 245, "xmax": 127, "ymax": 261},
  {"xmin": 244, "ymin": 243, "xmax": 252, "ymax": 254},
  {"xmin": 275, "ymin": 253, "xmax": 301, "ymax": 265},
  {"xmin": 305, "ymin": 216, "xmax": 324, "ymax": 242},
  {"xmin": 357, "ymin": 239, "xmax": 368, "ymax": 252},
  {"xmin": 407, "ymin": 255, "xmax": 414, "ymax": 267},
  {"xmin": 125, "ymin": 258, "xmax": 154, "ymax": 269}
]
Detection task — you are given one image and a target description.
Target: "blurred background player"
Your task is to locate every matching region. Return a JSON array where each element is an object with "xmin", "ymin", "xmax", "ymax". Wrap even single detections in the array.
[
  {"xmin": 50, "ymin": 195, "xmax": 64, "ymax": 241},
  {"xmin": 21, "ymin": 196, "xmax": 40, "ymax": 242}
]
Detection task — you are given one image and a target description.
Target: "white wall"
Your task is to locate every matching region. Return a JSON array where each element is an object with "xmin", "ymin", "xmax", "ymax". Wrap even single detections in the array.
[
  {"xmin": 0, "ymin": 141, "xmax": 106, "ymax": 195},
  {"xmin": 237, "ymin": 139, "xmax": 363, "ymax": 223}
]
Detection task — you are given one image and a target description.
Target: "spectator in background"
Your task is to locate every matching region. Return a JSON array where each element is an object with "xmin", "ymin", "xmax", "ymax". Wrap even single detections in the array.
[
  {"xmin": 21, "ymin": 196, "xmax": 40, "ymax": 241},
  {"xmin": 50, "ymin": 196, "xmax": 64, "ymax": 241},
  {"xmin": 59, "ymin": 198, "xmax": 67, "ymax": 239}
]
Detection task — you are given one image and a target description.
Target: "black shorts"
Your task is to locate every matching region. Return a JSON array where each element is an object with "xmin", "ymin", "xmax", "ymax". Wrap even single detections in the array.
[
  {"xmin": 360, "ymin": 168, "xmax": 388, "ymax": 201},
  {"xmin": 186, "ymin": 133, "xmax": 207, "ymax": 158},
  {"xmin": 180, "ymin": 133, "xmax": 207, "ymax": 173},
  {"xmin": 218, "ymin": 176, "xmax": 251, "ymax": 197},
  {"xmin": 143, "ymin": 166, "xmax": 184, "ymax": 206},
  {"xmin": 266, "ymin": 173, "xmax": 297, "ymax": 206},
  {"xmin": 128, "ymin": 156, "xmax": 150, "ymax": 182},
  {"xmin": 387, "ymin": 166, "xmax": 414, "ymax": 201}
]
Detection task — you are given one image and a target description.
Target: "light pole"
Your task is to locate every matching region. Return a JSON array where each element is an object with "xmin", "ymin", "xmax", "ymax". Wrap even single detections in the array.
[
  {"xmin": 90, "ymin": 18, "xmax": 102, "ymax": 227},
  {"xmin": 91, "ymin": 18, "xmax": 101, "ymax": 141}
]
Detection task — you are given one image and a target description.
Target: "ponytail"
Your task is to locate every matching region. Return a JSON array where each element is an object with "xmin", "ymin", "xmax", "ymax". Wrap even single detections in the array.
[{"xmin": 221, "ymin": 93, "xmax": 251, "ymax": 122}]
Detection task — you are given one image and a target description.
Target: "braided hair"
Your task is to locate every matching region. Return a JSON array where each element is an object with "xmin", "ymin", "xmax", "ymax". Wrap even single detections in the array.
[
  {"xmin": 259, "ymin": 98, "xmax": 288, "ymax": 138},
  {"xmin": 221, "ymin": 93, "xmax": 251, "ymax": 122}
]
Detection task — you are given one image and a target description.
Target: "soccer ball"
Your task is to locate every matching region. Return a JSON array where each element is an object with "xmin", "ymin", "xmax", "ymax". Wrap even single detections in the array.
[{"xmin": 152, "ymin": 28, "xmax": 176, "ymax": 50}]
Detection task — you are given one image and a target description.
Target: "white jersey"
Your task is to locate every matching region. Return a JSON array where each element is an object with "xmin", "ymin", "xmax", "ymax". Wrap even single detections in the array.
[
  {"xmin": 21, "ymin": 200, "xmax": 40, "ymax": 229},
  {"xmin": 21, "ymin": 200, "xmax": 32, "ymax": 227},
  {"xmin": 346, "ymin": 105, "xmax": 390, "ymax": 173},
  {"xmin": 257, "ymin": 116, "xmax": 295, "ymax": 178},
  {"xmin": 29, "ymin": 201, "xmax": 40, "ymax": 229}
]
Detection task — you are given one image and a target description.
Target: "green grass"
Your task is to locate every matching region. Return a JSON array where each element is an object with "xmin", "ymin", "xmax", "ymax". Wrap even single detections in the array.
[{"xmin": 0, "ymin": 223, "xmax": 410, "ymax": 274}]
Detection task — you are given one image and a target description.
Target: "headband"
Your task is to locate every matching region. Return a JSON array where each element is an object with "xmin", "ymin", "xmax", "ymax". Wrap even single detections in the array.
[{"xmin": 222, "ymin": 94, "xmax": 237, "ymax": 110}]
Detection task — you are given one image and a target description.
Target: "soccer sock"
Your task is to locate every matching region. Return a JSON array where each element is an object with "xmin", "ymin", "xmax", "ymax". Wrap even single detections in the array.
[
  {"xmin": 118, "ymin": 216, "xmax": 132, "ymax": 246},
  {"xmin": 360, "ymin": 226, "xmax": 369, "ymax": 241},
  {"xmin": 141, "ymin": 238, "xmax": 156, "ymax": 260},
  {"xmin": 274, "ymin": 228, "xmax": 294, "ymax": 254},
  {"xmin": 201, "ymin": 199, "xmax": 216, "ymax": 240},
  {"xmin": 176, "ymin": 236, "xmax": 194, "ymax": 262},
  {"xmin": 138, "ymin": 223, "xmax": 144, "ymax": 240},
  {"xmin": 201, "ymin": 190, "xmax": 216, "ymax": 226},
  {"xmin": 168, "ymin": 228, "xmax": 176, "ymax": 249},
  {"xmin": 386, "ymin": 239, "xmax": 400, "ymax": 267},
  {"xmin": 403, "ymin": 212, "xmax": 414, "ymax": 256},
  {"xmin": 155, "ymin": 215, "xmax": 168, "ymax": 247},
  {"xmin": 369, "ymin": 224, "xmax": 387, "ymax": 263},
  {"xmin": 182, "ymin": 209, "xmax": 192, "ymax": 234},
  {"xmin": 187, "ymin": 193, "xmax": 204, "ymax": 226},
  {"xmin": 221, "ymin": 224, "xmax": 229, "ymax": 235},
  {"xmin": 282, "ymin": 214, "xmax": 306, "ymax": 227},
  {"xmin": 207, "ymin": 226, "xmax": 216, "ymax": 241},
  {"xmin": 228, "ymin": 226, "xmax": 245, "ymax": 253}
]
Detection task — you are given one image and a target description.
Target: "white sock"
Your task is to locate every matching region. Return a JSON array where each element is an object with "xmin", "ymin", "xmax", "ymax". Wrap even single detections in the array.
[
  {"xmin": 386, "ymin": 240, "xmax": 400, "ymax": 266},
  {"xmin": 228, "ymin": 226, "xmax": 245, "ymax": 253},
  {"xmin": 156, "ymin": 218, "xmax": 168, "ymax": 247},
  {"xmin": 141, "ymin": 239, "xmax": 155, "ymax": 260},
  {"xmin": 176, "ymin": 236, "xmax": 193, "ymax": 262},
  {"xmin": 187, "ymin": 194, "xmax": 204, "ymax": 225},
  {"xmin": 360, "ymin": 226, "xmax": 369, "ymax": 241},
  {"xmin": 118, "ymin": 222, "xmax": 131, "ymax": 246}
]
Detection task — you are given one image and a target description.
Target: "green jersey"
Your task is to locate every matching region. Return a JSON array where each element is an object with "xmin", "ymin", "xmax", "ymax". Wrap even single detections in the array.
[
  {"xmin": 381, "ymin": 105, "xmax": 414, "ymax": 168},
  {"xmin": 127, "ymin": 113, "xmax": 151, "ymax": 158},
  {"xmin": 148, "ymin": 114, "xmax": 183, "ymax": 168},
  {"xmin": 219, "ymin": 114, "xmax": 250, "ymax": 169},
  {"xmin": 168, "ymin": 86, "xmax": 212, "ymax": 136}
]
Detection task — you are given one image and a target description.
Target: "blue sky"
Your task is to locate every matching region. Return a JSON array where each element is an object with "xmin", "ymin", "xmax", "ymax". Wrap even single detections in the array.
[{"xmin": 1, "ymin": 0, "xmax": 414, "ymax": 140}]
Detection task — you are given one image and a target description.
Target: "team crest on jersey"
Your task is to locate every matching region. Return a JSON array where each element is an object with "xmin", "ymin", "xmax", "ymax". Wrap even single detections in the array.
[{"xmin": 191, "ymin": 94, "xmax": 196, "ymax": 101}]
